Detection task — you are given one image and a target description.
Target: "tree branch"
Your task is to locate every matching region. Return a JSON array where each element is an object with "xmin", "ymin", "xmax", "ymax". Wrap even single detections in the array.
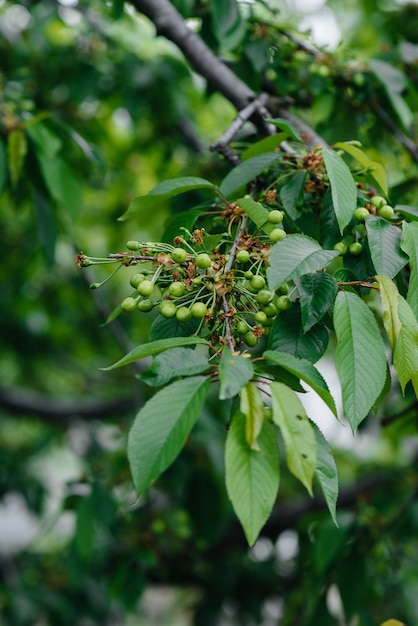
[{"xmin": 372, "ymin": 101, "xmax": 418, "ymax": 161}]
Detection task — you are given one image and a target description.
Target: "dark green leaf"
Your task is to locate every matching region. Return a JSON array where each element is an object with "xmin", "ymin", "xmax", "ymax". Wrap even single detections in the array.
[
  {"xmin": 128, "ymin": 377, "xmax": 211, "ymax": 496},
  {"xmin": 264, "ymin": 118, "xmax": 303, "ymax": 143},
  {"xmin": 101, "ymin": 337, "xmax": 209, "ymax": 370},
  {"xmin": 365, "ymin": 215, "xmax": 408, "ymax": 278},
  {"xmin": 319, "ymin": 188, "xmax": 341, "ymax": 249},
  {"xmin": 401, "ymin": 221, "xmax": 418, "ymax": 319},
  {"xmin": 26, "ymin": 121, "xmax": 62, "ymax": 157},
  {"xmin": 225, "ymin": 411, "xmax": 279, "ymax": 545},
  {"xmin": 295, "ymin": 273, "xmax": 338, "ymax": 332},
  {"xmin": 279, "ymin": 171, "xmax": 307, "ymax": 219},
  {"xmin": 268, "ymin": 308, "xmax": 329, "ymax": 363},
  {"xmin": 396, "ymin": 204, "xmax": 418, "ymax": 221},
  {"xmin": 219, "ymin": 348, "xmax": 254, "ymax": 400},
  {"xmin": 219, "ymin": 153, "xmax": 281, "ymax": 198},
  {"xmin": 0, "ymin": 139, "xmax": 7, "ymax": 195},
  {"xmin": 140, "ymin": 348, "xmax": 210, "ymax": 387},
  {"xmin": 241, "ymin": 133, "xmax": 288, "ymax": 160},
  {"xmin": 36, "ymin": 153, "xmax": 82, "ymax": 217},
  {"xmin": 393, "ymin": 296, "xmax": 418, "ymax": 397},
  {"xmin": 34, "ymin": 189, "xmax": 57, "ymax": 266},
  {"xmin": 149, "ymin": 314, "xmax": 201, "ymax": 341},
  {"xmin": 310, "ymin": 420, "xmax": 339, "ymax": 525},
  {"xmin": 322, "ymin": 147, "xmax": 357, "ymax": 234}
]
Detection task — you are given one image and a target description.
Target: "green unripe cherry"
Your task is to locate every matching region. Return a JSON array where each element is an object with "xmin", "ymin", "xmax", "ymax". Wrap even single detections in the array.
[
  {"xmin": 137, "ymin": 279, "xmax": 154, "ymax": 297},
  {"xmin": 333, "ymin": 242, "xmax": 347, "ymax": 256},
  {"xmin": 378, "ymin": 205, "xmax": 394, "ymax": 219},
  {"xmin": 130, "ymin": 273, "xmax": 145, "ymax": 288},
  {"xmin": 277, "ymin": 283, "xmax": 289, "ymax": 295},
  {"xmin": 244, "ymin": 270, "xmax": 254, "ymax": 280},
  {"xmin": 244, "ymin": 332, "xmax": 258, "ymax": 347},
  {"xmin": 249, "ymin": 275, "xmax": 266, "ymax": 291},
  {"xmin": 169, "ymin": 281, "xmax": 186, "ymax": 297},
  {"xmin": 121, "ymin": 297, "xmax": 138, "ymax": 312},
  {"xmin": 349, "ymin": 242, "xmax": 363, "ymax": 256},
  {"xmin": 254, "ymin": 311, "xmax": 268, "ymax": 325},
  {"xmin": 195, "ymin": 253, "xmax": 212, "ymax": 269},
  {"xmin": 171, "ymin": 248, "xmax": 187, "ymax": 263},
  {"xmin": 176, "ymin": 306, "xmax": 192, "ymax": 322},
  {"xmin": 354, "ymin": 207, "xmax": 369, "ymax": 221},
  {"xmin": 262, "ymin": 303, "xmax": 278, "ymax": 318},
  {"xmin": 126, "ymin": 240, "xmax": 140, "ymax": 251},
  {"xmin": 137, "ymin": 299, "xmax": 153, "ymax": 312},
  {"xmin": 190, "ymin": 302, "xmax": 207, "ymax": 318},
  {"xmin": 370, "ymin": 195, "xmax": 386, "ymax": 209},
  {"xmin": 256, "ymin": 289, "xmax": 273, "ymax": 305},
  {"xmin": 158, "ymin": 300, "xmax": 177, "ymax": 318},
  {"xmin": 236, "ymin": 249, "xmax": 251, "ymax": 263},
  {"xmin": 267, "ymin": 210, "xmax": 284, "ymax": 224},
  {"xmin": 236, "ymin": 320, "xmax": 249, "ymax": 334},
  {"xmin": 277, "ymin": 295, "xmax": 292, "ymax": 311},
  {"xmin": 269, "ymin": 228, "xmax": 286, "ymax": 242}
]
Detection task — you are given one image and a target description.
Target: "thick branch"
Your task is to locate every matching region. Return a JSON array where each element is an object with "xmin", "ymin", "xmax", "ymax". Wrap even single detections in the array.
[{"xmin": 0, "ymin": 386, "xmax": 135, "ymax": 424}]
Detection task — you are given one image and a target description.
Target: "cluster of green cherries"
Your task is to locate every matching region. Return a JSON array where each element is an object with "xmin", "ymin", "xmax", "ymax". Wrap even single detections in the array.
[
  {"xmin": 333, "ymin": 195, "xmax": 395, "ymax": 257},
  {"xmin": 117, "ymin": 211, "xmax": 289, "ymax": 349}
]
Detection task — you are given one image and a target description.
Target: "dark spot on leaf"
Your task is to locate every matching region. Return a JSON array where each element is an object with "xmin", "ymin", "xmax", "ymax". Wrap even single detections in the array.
[{"xmin": 302, "ymin": 453, "xmax": 308, "ymax": 458}]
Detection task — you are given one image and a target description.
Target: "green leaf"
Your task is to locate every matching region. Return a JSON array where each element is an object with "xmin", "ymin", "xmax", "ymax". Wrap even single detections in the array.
[
  {"xmin": 365, "ymin": 215, "xmax": 408, "ymax": 279},
  {"xmin": 219, "ymin": 153, "xmax": 281, "ymax": 198},
  {"xmin": 219, "ymin": 348, "xmax": 254, "ymax": 400},
  {"xmin": 34, "ymin": 189, "xmax": 57, "ymax": 266},
  {"xmin": 376, "ymin": 275, "xmax": 402, "ymax": 350},
  {"xmin": 140, "ymin": 348, "xmax": 210, "ymax": 387},
  {"xmin": 279, "ymin": 171, "xmax": 307, "ymax": 219},
  {"xmin": 310, "ymin": 421, "xmax": 339, "ymax": 526},
  {"xmin": 322, "ymin": 147, "xmax": 357, "ymax": 234},
  {"xmin": 294, "ymin": 272, "xmax": 338, "ymax": 332},
  {"xmin": 266, "ymin": 234, "xmax": 339, "ymax": 292},
  {"xmin": 401, "ymin": 221, "xmax": 418, "ymax": 320},
  {"xmin": 7, "ymin": 129, "xmax": 27, "ymax": 187},
  {"xmin": 211, "ymin": 0, "xmax": 242, "ymax": 43},
  {"xmin": 128, "ymin": 377, "xmax": 211, "ymax": 496},
  {"xmin": 396, "ymin": 204, "xmax": 418, "ymax": 221},
  {"xmin": 121, "ymin": 177, "xmax": 217, "ymax": 219},
  {"xmin": 263, "ymin": 351, "xmax": 338, "ymax": 417},
  {"xmin": 161, "ymin": 209, "xmax": 202, "ymax": 243},
  {"xmin": 26, "ymin": 120, "xmax": 62, "ymax": 157},
  {"xmin": 333, "ymin": 291, "xmax": 387, "ymax": 431},
  {"xmin": 240, "ymin": 382, "xmax": 264, "ymax": 450},
  {"xmin": 149, "ymin": 315, "xmax": 200, "ymax": 341},
  {"xmin": 36, "ymin": 154, "xmax": 82, "ymax": 217},
  {"xmin": 225, "ymin": 411, "xmax": 279, "ymax": 545},
  {"xmin": 236, "ymin": 196, "xmax": 276, "ymax": 235},
  {"xmin": 369, "ymin": 60, "xmax": 413, "ymax": 130},
  {"xmin": 268, "ymin": 308, "xmax": 329, "ymax": 363},
  {"xmin": 101, "ymin": 337, "xmax": 209, "ymax": 370},
  {"xmin": 264, "ymin": 118, "xmax": 303, "ymax": 143},
  {"xmin": 334, "ymin": 141, "xmax": 388, "ymax": 195},
  {"xmin": 270, "ymin": 382, "xmax": 316, "ymax": 496},
  {"xmin": 0, "ymin": 139, "xmax": 7, "ymax": 195},
  {"xmin": 241, "ymin": 133, "xmax": 288, "ymax": 160},
  {"xmin": 393, "ymin": 297, "xmax": 418, "ymax": 397}
]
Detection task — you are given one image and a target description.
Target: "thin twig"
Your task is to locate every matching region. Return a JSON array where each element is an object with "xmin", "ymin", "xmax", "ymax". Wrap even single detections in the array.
[
  {"xmin": 372, "ymin": 101, "xmax": 418, "ymax": 161},
  {"xmin": 381, "ymin": 401, "xmax": 418, "ymax": 427},
  {"xmin": 221, "ymin": 295, "xmax": 235, "ymax": 352}
]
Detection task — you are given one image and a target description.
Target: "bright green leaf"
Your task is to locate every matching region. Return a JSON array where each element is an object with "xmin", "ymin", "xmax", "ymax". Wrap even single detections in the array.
[
  {"xmin": 376, "ymin": 274, "xmax": 402, "ymax": 350},
  {"xmin": 219, "ymin": 153, "xmax": 281, "ymax": 198},
  {"xmin": 334, "ymin": 141, "xmax": 388, "ymax": 195},
  {"xmin": 268, "ymin": 308, "xmax": 329, "ymax": 363},
  {"xmin": 236, "ymin": 196, "xmax": 276, "ymax": 235},
  {"xmin": 294, "ymin": 272, "xmax": 338, "ymax": 332},
  {"xmin": 322, "ymin": 147, "xmax": 357, "ymax": 234},
  {"xmin": 270, "ymin": 382, "xmax": 316, "ymax": 495},
  {"xmin": 393, "ymin": 297, "xmax": 418, "ymax": 397},
  {"xmin": 401, "ymin": 221, "xmax": 418, "ymax": 320},
  {"xmin": 121, "ymin": 177, "xmax": 217, "ymax": 219},
  {"xmin": 365, "ymin": 215, "xmax": 408, "ymax": 278},
  {"xmin": 219, "ymin": 348, "xmax": 254, "ymax": 400},
  {"xmin": 241, "ymin": 133, "xmax": 288, "ymax": 160},
  {"xmin": 310, "ymin": 420, "xmax": 339, "ymax": 526},
  {"xmin": 264, "ymin": 118, "xmax": 303, "ymax": 143},
  {"xmin": 263, "ymin": 351, "xmax": 338, "ymax": 417},
  {"xmin": 225, "ymin": 411, "xmax": 279, "ymax": 545},
  {"xmin": 26, "ymin": 121, "xmax": 62, "ymax": 157},
  {"xmin": 333, "ymin": 291, "xmax": 387, "ymax": 431},
  {"xmin": 7, "ymin": 129, "xmax": 27, "ymax": 187},
  {"xmin": 101, "ymin": 337, "xmax": 209, "ymax": 370},
  {"xmin": 141, "ymin": 348, "xmax": 210, "ymax": 387},
  {"xmin": 240, "ymin": 382, "xmax": 264, "ymax": 450},
  {"xmin": 128, "ymin": 377, "xmax": 211, "ymax": 496},
  {"xmin": 267, "ymin": 234, "xmax": 339, "ymax": 292}
]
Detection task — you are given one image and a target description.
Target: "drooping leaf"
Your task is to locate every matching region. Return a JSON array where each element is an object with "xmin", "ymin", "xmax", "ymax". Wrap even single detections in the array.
[
  {"xmin": 140, "ymin": 348, "xmax": 210, "ymax": 387},
  {"xmin": 268, "ymin": 308, "xmax": 329, "ymax": 363},
  {"xmin": 7, "ymin": 129, "xmax": 27, "ymax": 187},
  {"xmin": 365, "ymin": 215, "xmax": 408, "ymax": 278},
  {"xmin": 219, "ymin": 348, "xmax": 254, "ymax": 400},
  {"xmin": 266, "ymin": 235, "xmax": 339, "ymax": 292},
  {"xmin": 236, "ymin": 196, "xmax": 277, "ymax": 235},
  {"xmin": 376, "ymin": 274, "xmax": 402, "ymax": 350},
  {"xmin": 322, "ymin": 147, "xmax": 357, "ymax": 234},
  {"xmin": 279, "ymin": 171, "xmax": 307, "ymax": 219},
  {"xmin": 128, "ymin": 376, "xmax": 211, "ymax": 496},
  {"xmin": 240, "ymin": 382, "xmax": 264, "ymax": 450},
  {"xmin": 393, "ymin": 297, "xmax": 418, "ymax": 397},
  {"xmin": 225, "ymin": 411, "xmax": 279, "ymax": 545},
  {"xmin": 101, "ymin": 336, "xmax": 209, "ymax": 370},
  {"xmin": 219, "ymin": 153, "xmax": 281, "ymax": 198},
  {"xmin": 310, "ymin": 420, "xmax": 339, "ymax": 526},
  {"xmin": 334, "ymin": 141, "xmax": 388, "ymax": 195},
  {"xmin": 270, "ymin": 382, "xmax": 316, "ymax": 495},
  {"xmin": 264, "ymin": 118, "xmax": 303, "ymax": 143},
  {"xmin": 263, "ymin": 351, "xmax": 338, "ymax": 417},
  {"xmin": 401, "ymin": 221, "xmax": 418, "ymax": 320},
  {"xmin": 121, "ymin": 177, "xmax": 217, "ymax": 219},
  {"xmin": 333, "ymin": 291, "xmax": 387, "ymax": 431},
  {"xmin": 294, "ymin": 272, "xmax": 338, "ymax": 332}
]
